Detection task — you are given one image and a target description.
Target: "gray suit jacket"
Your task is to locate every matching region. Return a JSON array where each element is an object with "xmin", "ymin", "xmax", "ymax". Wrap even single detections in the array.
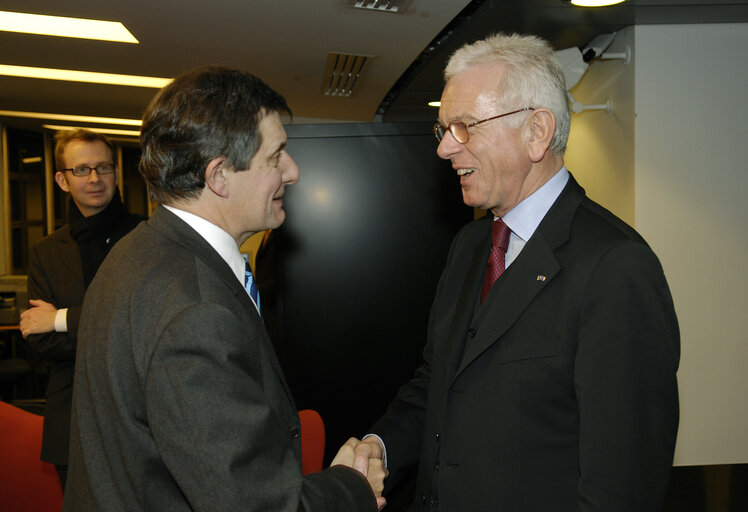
[
  {"xmin": 372, "ymin": 174, "xmax": 680, "ymax": 511},
  {"xmin": 64, "ymin": 206, "xmax": 376, "ymax": 511}
]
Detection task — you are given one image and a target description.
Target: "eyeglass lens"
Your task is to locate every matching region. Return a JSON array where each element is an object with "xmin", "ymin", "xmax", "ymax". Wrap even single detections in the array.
[
  {"xmin": 70, "ymin": 165, "xmax": 115, "ymax": 176},
  {"xmin": 433, "ymin": 122, "xmax": 468, "ymax": 144}
]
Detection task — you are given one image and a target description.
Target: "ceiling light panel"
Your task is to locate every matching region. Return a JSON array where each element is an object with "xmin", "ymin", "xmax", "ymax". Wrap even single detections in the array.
[
  {"xmin": 346, "ymin": 0, "xmax": 413, "ymax": 14},
  {"xmin": 323, "ymin": 53, "xmax": 372, "ymax": 97},
  {"xmin": 0, "ymin": 10, "xmax": 138, "ymax": 43},
  {"xmin": 0, "ymin": 64, "xmax": 171, "ymax": 88}
]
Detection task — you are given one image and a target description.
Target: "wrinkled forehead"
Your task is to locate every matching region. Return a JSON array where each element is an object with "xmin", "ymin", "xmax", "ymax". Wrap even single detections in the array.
[{"xmin": 439, "ymin": 62, "xmax": 507, "ymax": 122}]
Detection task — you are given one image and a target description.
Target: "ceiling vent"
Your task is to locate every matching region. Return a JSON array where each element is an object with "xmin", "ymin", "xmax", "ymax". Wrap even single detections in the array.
[
  {"xmin": 322, "ymin": 53, "xmax": 372, "ymax": 97},
  {"xmin": 346, "ymin": 0, "xmax": 413, "ymax": 14}
]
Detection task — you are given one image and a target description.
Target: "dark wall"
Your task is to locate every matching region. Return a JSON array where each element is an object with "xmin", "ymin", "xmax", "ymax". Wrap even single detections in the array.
[{"xmin": 257, "ymin": 122, "xmax": 473, "ymax": 465}]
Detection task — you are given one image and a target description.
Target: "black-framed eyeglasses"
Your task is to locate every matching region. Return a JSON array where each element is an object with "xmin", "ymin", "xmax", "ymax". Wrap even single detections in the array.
[
  {"xmin": 59, "ymin": 165, "xmax": 116, "ymax": 177},
  {"xmin": 433, "ymin": 107, "xmax": 535, "ymax": 144}
]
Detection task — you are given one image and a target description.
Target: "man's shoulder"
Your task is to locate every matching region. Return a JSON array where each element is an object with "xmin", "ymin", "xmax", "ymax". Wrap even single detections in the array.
[
  {"xmin": 33, "ymin": 224, "xmax": 73, "ymax": 251},
  {"xmin": 574, "ymin": 197, "xmax": 646, "ymax": 246}
]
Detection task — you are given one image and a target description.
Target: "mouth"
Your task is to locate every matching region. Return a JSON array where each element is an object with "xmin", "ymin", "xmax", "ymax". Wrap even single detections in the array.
[{"xmin": 457, "ymin": 168, "xmax": 476, "ymax": 176}]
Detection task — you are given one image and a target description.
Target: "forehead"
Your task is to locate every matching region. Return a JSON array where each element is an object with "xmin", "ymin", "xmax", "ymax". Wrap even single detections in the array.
[
  {"xmin": 255, "ymin": 111, "xmax": 286, "ymax": 152},
  {"xmin": 440, "ymin": 62, "xmax": 506, "ymax": 121},
  {"xmin": 63, "ymin": 139, "xmax": 112, "ymax": 163}
]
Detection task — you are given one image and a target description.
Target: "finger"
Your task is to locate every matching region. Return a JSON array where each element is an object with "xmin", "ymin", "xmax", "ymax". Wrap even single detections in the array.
[
  {"xmin": 376, "ymin": 496, "xmax": 387, "ymax": 510},
  {"xmin": 352, "ymin": 442, "xmax": 372, "ymax": 476},
  {"xmin": 330, "ymin": 437, "xmax": 360, "ymax": 468},
  {"xmin": 28, "ymin": 299, "xmax": 44, "ymax": 306}
]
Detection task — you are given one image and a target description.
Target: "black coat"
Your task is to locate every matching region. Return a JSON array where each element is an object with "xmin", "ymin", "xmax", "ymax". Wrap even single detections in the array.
[{"xmin": 372, "ymin": 174, "xmax": 680, "ymax": 511}]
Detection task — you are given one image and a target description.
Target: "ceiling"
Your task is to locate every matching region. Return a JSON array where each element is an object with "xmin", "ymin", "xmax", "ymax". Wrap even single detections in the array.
[{"xmin": 1, "ymin": 0, "xmax": 747, "ymax": 137}]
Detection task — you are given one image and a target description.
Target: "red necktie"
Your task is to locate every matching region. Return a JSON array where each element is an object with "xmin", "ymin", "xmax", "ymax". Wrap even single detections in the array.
[{"xmin": 481, "ymin": 219, "xmax": 511, "ymax": 303}]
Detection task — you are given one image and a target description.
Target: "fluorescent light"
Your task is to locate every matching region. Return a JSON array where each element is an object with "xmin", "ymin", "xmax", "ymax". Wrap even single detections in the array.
[
  {"xmin": 22, "ymin": 156, "xmax": 42, "ymax": 164},
  {"xmin": 428, "ymin": 101, "xmax": 441, "ymax": 108},
  {"xmin": 0, "ymin": 10, "xmax": 138, "ymax": 43},
  {"xmin": 43, "ymin": 124, "xmax": 140, "ymax": 137},
  {"xmin": 0, "ymin": 64, "xmax": 171, "ymax": 88},
  {"xmin": 0, "ymin": 110, "xmax": 141, "ymax": 126},
  {"xmin": 567, "ymin": 0, "xmax": 626, "ymax": 6}
]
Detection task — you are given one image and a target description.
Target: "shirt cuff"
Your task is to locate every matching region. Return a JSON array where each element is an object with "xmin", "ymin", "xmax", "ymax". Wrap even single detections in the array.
[
  {"xmin": 362, "ymin": 433, "xmax": 388, "ymax": 469},
  {"xmin": 54, "ymin": 308, "xmax": 68, "ymax": 332}
]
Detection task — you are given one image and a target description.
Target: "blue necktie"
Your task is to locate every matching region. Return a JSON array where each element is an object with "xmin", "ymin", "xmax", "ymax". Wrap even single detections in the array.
[{"xmin": 243, "ymin": 255, "xmax": 261, "ymax": 314}]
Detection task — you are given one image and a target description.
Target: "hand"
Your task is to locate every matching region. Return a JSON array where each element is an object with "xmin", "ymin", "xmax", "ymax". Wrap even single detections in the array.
[
  {"xmin": 19, "ymin": 299, "xmax": 58, "ymax": 338},
  {"xmin": 331, "ymin": 437, "xmax": 388, "ymax": 510}
]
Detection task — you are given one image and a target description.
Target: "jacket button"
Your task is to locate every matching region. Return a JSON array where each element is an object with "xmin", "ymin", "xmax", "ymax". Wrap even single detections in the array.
[
  {"xmin": 421, "ymin": 495, "xmax": 428, "ymax": 505},
  {"xmin": 467, "ymin": 328, "xmax": 476, "ymax": 337},
  {"xmin": 290, "ymin": 427, "xmax": 299, "ymax": 439},
  {"xmin": 435, "ymin": 433, "xmax": 440, "ymax": 442},
  {"xmin": 430, "ymin": 497, "xmax": 439, "ymax": 506}
]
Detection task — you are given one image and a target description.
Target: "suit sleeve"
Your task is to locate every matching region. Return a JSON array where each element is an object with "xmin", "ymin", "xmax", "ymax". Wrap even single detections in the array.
[
  {"xmin": 370, "ymin": 225, "xmax": 469, "ymax": 488},
  {"xmin": 26, "ymin": 243, "xmax": 78, "ymax": 361},
  {"xmin": 575, "ymin": 240, "xmax": 680, "ymax": 511},
  {"xmin": 145, "ymin": 302, "xmax": 377, "ymax": 512}
]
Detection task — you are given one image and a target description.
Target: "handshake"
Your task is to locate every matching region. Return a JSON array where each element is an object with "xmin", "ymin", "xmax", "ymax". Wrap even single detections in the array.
[{"xmin": 331, "ymin": 436, "xmax": 388, "ymax": 510}]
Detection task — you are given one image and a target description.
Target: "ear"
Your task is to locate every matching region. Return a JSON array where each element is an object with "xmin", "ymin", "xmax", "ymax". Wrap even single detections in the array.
[
  {"xmin": 526, "ymin": 109, "xmax": 556, "ymax": 163},
  {"xmin": 204, "ymin": 157, "xmax": 230, "ymax": 198},
  {"xmin": 54, "ymin": 171, "xmax": 70, "ymax": 192}
]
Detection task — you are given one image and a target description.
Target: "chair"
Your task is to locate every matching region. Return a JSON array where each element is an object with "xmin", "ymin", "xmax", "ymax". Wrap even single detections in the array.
[
  {"xmin": 298, "ymin": 409, "xmax": 325, "ymax": 475},
  {"xmin": 0, "ymin": 401, "xmax": 63, "ymax": 512}
]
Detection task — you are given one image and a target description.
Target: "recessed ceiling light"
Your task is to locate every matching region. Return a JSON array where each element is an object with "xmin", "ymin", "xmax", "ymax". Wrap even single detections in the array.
[
  {"xmin": 0, "ymin": 64, "xmax": 170, "ymax": 88},
  {"xmin": 0, "ymin": 110, "xmax": 141, "ymax": 126},
  {"xmin": 42, "ymin": 124, "xmax": 140, "ymax": 137},
  {"xmin": 564, "ymin": 0, "xmax": 626, "ymax": 6},
  {"xmin": 0, "ymin": 10, "xmax": 138, "ymax": 43}
]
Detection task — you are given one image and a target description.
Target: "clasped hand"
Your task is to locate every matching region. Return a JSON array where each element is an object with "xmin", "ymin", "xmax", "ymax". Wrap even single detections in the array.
[
  {"xmin": 19, "ymin": 299, "xmax": 58, "ymax": 338},
  {"xmin": 331, "ymin": 436, "xmax": 388, "ymax": 510}
]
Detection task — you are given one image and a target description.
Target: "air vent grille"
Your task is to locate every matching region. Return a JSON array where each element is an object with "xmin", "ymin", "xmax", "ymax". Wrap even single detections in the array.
[
  {"xmin": 347, "ymin": 0, "xmax": 413, "ymax": 14},
  {"xmin": 322, "ymin": 53, "xmax": 372, "ymax": 97}
]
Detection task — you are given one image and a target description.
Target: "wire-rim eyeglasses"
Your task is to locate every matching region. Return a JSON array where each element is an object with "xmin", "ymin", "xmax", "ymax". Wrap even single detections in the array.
[{"xmin": 433, "ymin": 107, "xmax": 535, "ymax": 144}]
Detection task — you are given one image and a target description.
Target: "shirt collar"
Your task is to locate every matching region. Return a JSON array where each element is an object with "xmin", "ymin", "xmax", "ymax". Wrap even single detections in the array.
[
  {"xmin": 501, "ymin": 166, "xmax": 569, "ymax": 242},
  {"xmin": 163, "ymin": 205, "xmax": 245, "ymax": 285}
]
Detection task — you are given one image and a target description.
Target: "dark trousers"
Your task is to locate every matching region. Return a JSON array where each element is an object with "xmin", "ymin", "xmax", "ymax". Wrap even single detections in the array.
[{"xmin": 55, "ymin": 464, "xmax": 67, "ymax": 493}]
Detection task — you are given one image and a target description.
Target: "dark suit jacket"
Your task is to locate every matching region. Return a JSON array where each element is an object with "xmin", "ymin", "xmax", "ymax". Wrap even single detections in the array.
[
  {"xmin": 64, "ymin": 206, "xmax": 376, "ymax": 511},
  {"xmin": 372, "ymin": 174, "xmax": 680, "ymax": 511},
  {"xmin": 27, "ymin": 214, "xmax": 140, "ymax": 466}
]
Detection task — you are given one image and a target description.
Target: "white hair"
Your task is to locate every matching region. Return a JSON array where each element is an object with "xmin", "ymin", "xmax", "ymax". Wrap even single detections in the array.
[{"xmin": 445, "ymin": 33, "xmax": 570, "ymax": 155}]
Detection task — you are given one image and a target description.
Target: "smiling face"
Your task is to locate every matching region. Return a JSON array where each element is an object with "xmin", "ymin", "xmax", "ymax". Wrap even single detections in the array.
[
  {"xmin": 226, "ymin": 111, "xmax": 299, "ymax": 240},
  {"xmin": 436, "ymin": 62, "xmax": 544, "ymax": 218},
  {"xmin": 54, "ymin": 139, "xmax": 118, "ymax": 217}
]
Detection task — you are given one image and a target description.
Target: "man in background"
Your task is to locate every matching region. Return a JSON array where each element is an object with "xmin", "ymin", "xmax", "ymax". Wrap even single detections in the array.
[
  {"xmin": 20, "ymin": 129, "xmax": 142, "ymax": 490},
  {"xmin": 64, "ymin": 67, "xmax": 385, "ymax": 511},
  {"xmin": 352, "ymin": 33, "xmax": 680, "ymax": 511}
]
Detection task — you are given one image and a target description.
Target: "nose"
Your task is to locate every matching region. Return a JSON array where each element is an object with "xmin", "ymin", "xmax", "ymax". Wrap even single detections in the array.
[
  {"xmin": 436, "ymin": 130, "xmax": 463, "ymax": 161},
  {"xmin": 282, "ymin": 154, "xmax": 300, "ymax": 185},
  {"xmin": 87, "ymin": 169, "xmax": 101, "ymax": 183}
]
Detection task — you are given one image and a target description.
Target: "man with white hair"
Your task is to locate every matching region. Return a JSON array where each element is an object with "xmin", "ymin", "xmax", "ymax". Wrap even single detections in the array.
[{"xmin": 351, "ymin": 33, "xmax": 680, "ymax": 511}]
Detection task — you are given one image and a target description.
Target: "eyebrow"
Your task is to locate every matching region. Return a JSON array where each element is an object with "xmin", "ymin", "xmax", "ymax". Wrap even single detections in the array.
[{"xmin": 270, "ymin": 141, "xmax": 287, "ymax": 159}]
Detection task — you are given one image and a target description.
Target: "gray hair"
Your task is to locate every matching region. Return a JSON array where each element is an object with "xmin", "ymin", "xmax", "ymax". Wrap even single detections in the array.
[{"xmin": 445, "ymin": 33, "xmax": 570, "ymax": 155}]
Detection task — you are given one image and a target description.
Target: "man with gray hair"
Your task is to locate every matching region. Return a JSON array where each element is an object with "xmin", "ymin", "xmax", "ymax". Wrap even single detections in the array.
[{"xmin": 350, "ymin": 33, "xmax": 680, "ymax": 511}]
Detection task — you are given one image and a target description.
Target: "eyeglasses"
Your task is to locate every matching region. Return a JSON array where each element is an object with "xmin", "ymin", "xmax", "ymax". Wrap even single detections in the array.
[
  {"xmin": 59, "ymin": 165, "xmax": 115, "ymax": 177},
  {"xmin": 433, "ymin": 107, "xmax": 535, "ymax": 144}
]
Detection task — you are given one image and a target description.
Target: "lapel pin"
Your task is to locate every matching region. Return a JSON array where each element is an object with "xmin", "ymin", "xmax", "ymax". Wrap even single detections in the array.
[{"xmin": 536, "ymin": 275, "xmax": 547, "ymax": 282}]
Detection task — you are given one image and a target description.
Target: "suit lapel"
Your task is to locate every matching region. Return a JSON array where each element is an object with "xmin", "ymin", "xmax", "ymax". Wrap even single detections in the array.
[
  {"xmin": 444, "ymin": 224, "xmax": 491, "ymax": 381},
  {"xmin": 56, "ymin": 227, "xmax": 85, "ymax": 279},
  {"xmin": 453, "ymin": 175, "xmax": 586, "ymax": 380},
  {"xmin": 148, "ymin": 207, "xmax": 296, "ymax": 404}
]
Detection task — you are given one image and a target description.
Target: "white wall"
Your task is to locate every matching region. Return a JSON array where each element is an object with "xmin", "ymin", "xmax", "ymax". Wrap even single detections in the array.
[
  {"xmin": 569, "ymin": 23, "xmax": 748, "ymax": 467},
  {"xmin": 634, "ymin": 23, "xmax": 748, "ymax": 466},
  {"xmin": 566, "ymin": 26, "xmax": 636, "ymax": 226}
]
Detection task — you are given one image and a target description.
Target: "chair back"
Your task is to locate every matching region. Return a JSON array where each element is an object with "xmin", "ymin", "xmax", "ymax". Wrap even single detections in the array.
[
  {"xmin": 298, "ymin": 409, "xmax": 325, "ymax": 475},
  {"xmin": 0, "ymin": 401, "xmax": 63, "ymax": 512}
]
